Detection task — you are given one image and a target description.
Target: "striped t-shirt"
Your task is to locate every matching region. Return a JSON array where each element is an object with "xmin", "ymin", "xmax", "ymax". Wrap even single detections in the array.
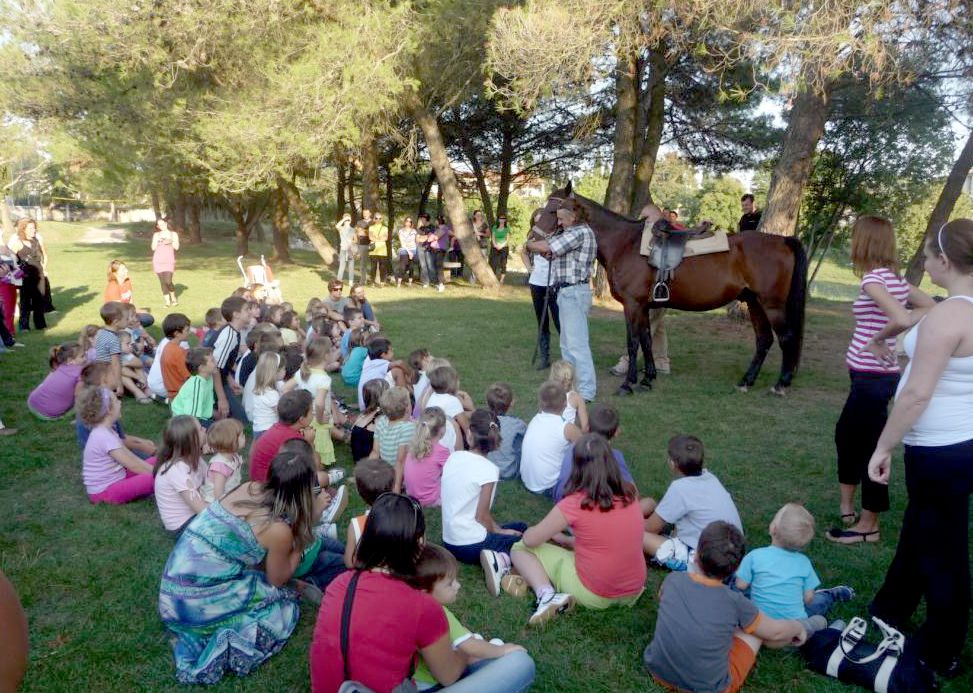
[
  {"xmin": 93, "ymin": 327, "xmax": 121, "ymax": 363},
  {"xmin": 374, "ymin": 416, "xmax": 416, "ymax": 465},
  {"xmin": 846, "ymin": 267, "xmax": 909, "ymax": 373}
]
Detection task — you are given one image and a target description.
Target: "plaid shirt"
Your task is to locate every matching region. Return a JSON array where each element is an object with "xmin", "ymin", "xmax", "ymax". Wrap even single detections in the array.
[{"xmin": 547, "ymin": 223, "xmax": 597, "ymax": 285}]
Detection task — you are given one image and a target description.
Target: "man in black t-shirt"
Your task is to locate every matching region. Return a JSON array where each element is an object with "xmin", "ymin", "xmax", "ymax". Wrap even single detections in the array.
[{"xmin": 738, "ymin": 194, "xmax": 762, "ymax": 232}]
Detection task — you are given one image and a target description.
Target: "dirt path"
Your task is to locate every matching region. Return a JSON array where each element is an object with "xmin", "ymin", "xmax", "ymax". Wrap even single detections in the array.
[{"xmin": 78, "ymin": 226, "xmax": 128, "ymax": 244}]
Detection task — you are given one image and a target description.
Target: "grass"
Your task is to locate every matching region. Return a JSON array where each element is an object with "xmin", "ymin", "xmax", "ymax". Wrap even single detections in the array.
[{"xmin": 1, "ymin": 220, "xmax": 969, "ymax": 692}]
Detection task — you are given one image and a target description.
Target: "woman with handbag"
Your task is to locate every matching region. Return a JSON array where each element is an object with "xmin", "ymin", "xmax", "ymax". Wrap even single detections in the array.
[
  {"xmin": 866, "ymin": 219, "xmax": 973, "ymax": 678},
  {"xmin": 309, "ymin": 493, "xmax": 536, "ymax": 693}
]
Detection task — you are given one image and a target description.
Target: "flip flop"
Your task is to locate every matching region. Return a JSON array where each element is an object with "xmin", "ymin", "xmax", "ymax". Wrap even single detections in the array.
[
  {"xmin": 826, "ymin": 528, "xmax": 880, "ymax": 545},
  {"xmin": 840, "ymin": 512, "xmax": 857, "ymax": 527}
]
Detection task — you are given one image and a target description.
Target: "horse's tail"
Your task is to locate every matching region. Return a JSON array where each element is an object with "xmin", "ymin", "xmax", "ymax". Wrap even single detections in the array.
[{"xmin": 783, "ymin": 236, "xmax": 808, "ymax": 373}]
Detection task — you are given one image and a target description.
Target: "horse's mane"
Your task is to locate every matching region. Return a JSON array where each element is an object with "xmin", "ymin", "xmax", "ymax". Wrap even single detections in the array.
[{"xmin": 565, "ymin": 192, "xmax": 644, "ymax": 235}]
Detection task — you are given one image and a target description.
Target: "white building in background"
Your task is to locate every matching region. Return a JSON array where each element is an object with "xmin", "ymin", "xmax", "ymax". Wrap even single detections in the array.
[{"xmin": 964, "ymin": 170, "xmax": 973, "ymax": 198}]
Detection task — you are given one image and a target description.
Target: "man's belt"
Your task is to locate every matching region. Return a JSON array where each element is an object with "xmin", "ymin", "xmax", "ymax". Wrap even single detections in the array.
[{"xmin": 552, "ymin": 279, "xmax": 589, "ymax": 290}]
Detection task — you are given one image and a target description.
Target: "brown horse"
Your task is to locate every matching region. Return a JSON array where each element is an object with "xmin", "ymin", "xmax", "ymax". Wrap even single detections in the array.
[{"xmin": 534, "ymin": 182, "xmax": 807, "ymax": 395}]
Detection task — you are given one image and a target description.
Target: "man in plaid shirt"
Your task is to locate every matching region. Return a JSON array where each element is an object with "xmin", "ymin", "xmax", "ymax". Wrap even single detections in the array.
[{"xmin": 526, "ymin": 199, "xmax": 597, "ymax": 400}]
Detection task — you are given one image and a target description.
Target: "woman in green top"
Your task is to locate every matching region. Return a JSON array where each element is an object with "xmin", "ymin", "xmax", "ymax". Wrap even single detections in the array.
[{"xmin": 489, "ymin": 215, "xmax": 511, "ymax": 285}]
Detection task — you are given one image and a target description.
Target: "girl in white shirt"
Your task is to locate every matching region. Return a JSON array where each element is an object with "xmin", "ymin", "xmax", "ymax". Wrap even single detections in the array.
[
  {"xmin": 250, "ymin": 352, "xmax": 285, "ymax": 439},
  {"xmin": 201, "ymin": 418, "xmax": 245, "ymax": 502},
  {"xmin": 154, "ymin": 416, "xmax": 208, "ymax": 534}
]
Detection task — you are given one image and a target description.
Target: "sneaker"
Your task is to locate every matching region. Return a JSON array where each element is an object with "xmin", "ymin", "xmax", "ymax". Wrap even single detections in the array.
[
  {"xmin": 327, "ymin": 468, "xmax": 346, "ymax": 485},
  {"xmin": 480, "ymin": 549, "xmax": 509, "ymax": 597},
  {"xmin": 528, "ymin": 592, "xmax": 574, "ymax": 626},
  {"xmin": 11, "ymin": 342, "xmax": 25, "ymax": 348},
  {"xmin": 501, "ymin": 574, "xmax": 529, "ymax": 598},
  {"xmin": 319, "ymin": 484, "xmax": 347, "ymax": 525},
  {"xmin": 817, "ymin": 585, "xmax": 855, "ymax": 603},
  {"xmin": 437, "ymin": 283, "xmax": 445, "ymax": 293},
  {"xmin": 655, "ymin": 538, "xmax": 690, "ymax": 571},
  {"xmin": 609, "ymin": 354, "xmax": 629, "ymax": 376},
  {"xmin": 313, "ymin": 522, "xmax": 339, "ymax": 541}
]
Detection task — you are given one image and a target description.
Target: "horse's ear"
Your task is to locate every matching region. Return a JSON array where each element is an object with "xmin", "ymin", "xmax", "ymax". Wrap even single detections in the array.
[{"xmin": 565, "ymin": 180, "xmax": 573, "ymax": 196}]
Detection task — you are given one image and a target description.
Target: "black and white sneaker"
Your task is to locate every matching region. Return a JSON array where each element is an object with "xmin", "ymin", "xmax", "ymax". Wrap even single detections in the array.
[
  {"xmin": 480, "ymin": 549, "xmax": 509, "ymax": 597},
  {"xmin": 528, "ymin": 592, "xmax": 574, "ymax": 626}
]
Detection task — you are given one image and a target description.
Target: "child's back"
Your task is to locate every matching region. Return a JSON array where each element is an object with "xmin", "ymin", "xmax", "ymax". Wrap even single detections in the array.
[
  {"xmin": 520, "ymin": 410, "xmax": 571, "ymax": 494},
  {"xmin": 341, "ymin": 345, "xmax": 368, "ymax": 387},
  {"xmin": 94, "ymin": 326, "xmax": 120, "ymax": 363},
  {"xmin": 486, "ymin": 414, "xmax": 527, "ymax": 480},
  {"xmin": 28, "ymin": 363, "xmax": 83, "ymax": 419},
  {"xmin": 736, "ymin": 546, "xmax": 818, "ymax": 620},
  {"xmin": 655, "ymin": 469, "xmax": 741, "ymax": 550}
]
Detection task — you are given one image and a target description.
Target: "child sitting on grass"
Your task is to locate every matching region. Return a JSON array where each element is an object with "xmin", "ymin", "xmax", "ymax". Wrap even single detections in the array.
[
  {"xmin": 349, "ymin": 379, "xmax": 388, "ymax": 462},
  {"xmin": 28, "ymin": 343, "xmax": 86, "ymax": 420},
  {"xmin": 170, "ymin": 347, "xmax": 217, "ymax": 428},
  {"xmin": 74, "ymin": 363, "xmax": 156, "ymax": 459},
  {"xmin": 549, "ymin": 360, "xmax": 588, "ymax": 431},
  {"xmin": 78, "ymin": 385, "xmax": 155, "ymax": 505},
  {"xmin": 403, "ymin": 407, "xmax": 450, "ymax": 507},
  {"xmin": 423, "ymin": 363, "xmax": 474, "ymax": 451},
  {"xmin": 735, "ymin": 503, "xmax": 854, "ymax": 637},
  {"xmin": 520, "ymin": 381, "xmax": 582, "ymax": 497},
  {"xmin": 409, "ymin": 348, "xmax": 432, "ymax": 418},
  {"xmin": 643, "ymin": 435, "xmax": 742, "ymax": 570},
  {"xmin": 201, "ymin": 418, "xmax": 246, "ymax": 502},
  {"xmin": 644, "ymin": 521, "xmax": 809, "ymax": 693},
  {"xmin": 79, "ymin": 324, "xmax": 99, "ymax": 362},
  {"xmin": 340, "ymin": 328, "xmax": 368, "ymax": 388},
  {"xmin": 343, "ymin": 457, "xmax": 396, "ymax": 568},
  {"xmin": 118, "ymin": 331, "xmax": 152, "ymax": 403},
  {"xmin": 372, "ymin": 386, "xmax": 416, "ymax": 493},
  {"xmin": 485, "ymin": 382, "xmax": 527, "ymax": 480},
  {"xmin": 357, "ymin": 335, "xmax": 394, "ymax": 410},
  {"xmin": 506, "ymin": 434, "xmax": 646, "ymax": 625},
  {"xmin": 290, "ymin": 337, "xmax": 346, "ymax": 468},
  {"xmin": 412, "ymin": 543, "xmax": 529, "ymax": 691},
  {"xmin": 248, "ymin": 351, "xmax": 285, "ymax": 439},
  {"xmin": 159, "ymin": 313, "xmax": 192, "ymax": 400},
  {"xmin": 154, "ymin": 415, "xmax": 208, "ymax": 535},
  {"xmin": 200, "ymin": 307, "xmax": 225, "ymax": 348},
  {"xmin": 553, "ymin": 404, "xmax": 635, "ymax": 502},
  {"xmin": 94, "ymin": 301, "xmax": 145, "ymax": 402}
]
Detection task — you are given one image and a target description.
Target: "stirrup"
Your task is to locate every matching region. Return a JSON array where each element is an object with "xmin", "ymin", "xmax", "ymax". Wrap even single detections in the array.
[{"xmin": 652, "ymin": 281, "xmax": 670, "ymax": 303}]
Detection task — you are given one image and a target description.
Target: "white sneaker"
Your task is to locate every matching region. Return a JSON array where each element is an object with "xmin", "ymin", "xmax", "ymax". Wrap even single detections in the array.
[
  {"xmin": 528, "ymin": 592, "xmax": 574, "ymax": 625},
  {"xmin": 437, "ymin": 283, "xmax": 445, "ymax": 293},
  {"xmin": 327, "ymin": 468, "xmax": 345, "ymax": 485},
  {"xmin": 609, "ymin": 354, "xmax": 629, "ymax": 376},
  {"xmin": 313, "ymin": 522, "xmax": 339, "ymax": 541},
  {"xmin": 319, "ymin": 484, "xmax": 347, "ymax": 525},
  {"xmin": 480, "ymin": 549, "xmax": 509, "ymax": 597},
  {"xmin": 11, "ymin": 342, "xmax": 25, "ymax": 348}
]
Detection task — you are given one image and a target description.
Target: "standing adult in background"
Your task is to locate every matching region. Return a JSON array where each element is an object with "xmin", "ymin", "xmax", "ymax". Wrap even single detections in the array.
[
  {"xmin": 416, "ymin": 212, "xmax": 435, "ymax": 288},
  {"xmin": 368, "ymin": 213, "xmax": 390, "ymax": 286},
  {"xmin": 151, "ymin": 217, "xmax": 180, "ymax": 307},
  {"xmin": 355, "ymin": 209, "xmax": 373, "ymax": 286},
  {"xmin": 526, "ymin": 199, "xmax": 597, "ymax": 400},
  {"xmin": 0, "ymin": 242, "xmax": 20, "ymax": 338},
  {"xmin": 431, "ymin": 215, "xmax": 450, "ymax": 293},
  {"xmin": 395, "ymin": 216, "xmax": 418, "ymax": 288},
  {"xmin": 828, "ymin": 216, "xmax": 933, "ymax": 546},
  {"xmin": 490, "ymin": 215, "xmax": 511, "ymax": 285},
  {"xmin": 521, "ymin": 216, "xmax": 559, "ymax": 370},
  {"xmin": 9, "ymin": 218, "xmax": 47, "ymax": 331},
  {"xmin": 738, "ymin": 194, "xmax": 762, "ymax": 232},
  {"xmin": 334, "ymin": 213, "xmax": 356, "ymax": 286},
  {"xmin": 865, "ymin": 219, "xmax": 973, "ymax": 678}
]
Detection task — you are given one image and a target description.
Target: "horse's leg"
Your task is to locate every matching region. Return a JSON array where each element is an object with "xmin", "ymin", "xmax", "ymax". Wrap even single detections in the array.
[
  {"xmin": 767, "ymin": 307, "xmax": 798, "ymax": 395},
  {"xmin": 738, "ymin": 291, "xmax": 774, "ymax": 392},
  {"xmin": 638, "ymin": 306, "xmax": 656, "ymax": 389},
  {"xmin": 617, "ymin": 309, "xmax": 642, "ymax": 396}
]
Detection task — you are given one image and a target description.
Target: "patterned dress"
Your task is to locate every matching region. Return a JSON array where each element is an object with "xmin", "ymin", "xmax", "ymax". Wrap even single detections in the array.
[{"xmin": 159, "ymin": 501, "xmax": 300, "ymax": 684}]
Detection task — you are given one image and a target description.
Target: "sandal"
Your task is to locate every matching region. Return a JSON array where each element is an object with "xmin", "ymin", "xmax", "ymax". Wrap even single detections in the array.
[
  {"xmin": 826, "ymin": 528, "xmax": 880, "ymax": 545},
  {"xmin": 840, "ymin": 512, "xmax": 857, "ymax": 527}
]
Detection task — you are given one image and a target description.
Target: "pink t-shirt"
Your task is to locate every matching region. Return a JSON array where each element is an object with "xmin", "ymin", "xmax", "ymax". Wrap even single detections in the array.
[
  {"xmin": 83, "ymin": 425, "xmax": 126, "ymax": 495},
  {"xmin": 28, "ymin": 363, "xmax": 83, "ymax": 418},
  {"xmin": 154, "ymin": 460, "xmax": 207, "ymax": 530},
  {"xmin": 557, "ymin": 492, "xmax": 647, "ymax": 598},
  {"xmin": 846, "ymin": 267, "xmax": 909, "ymax": 374},
  {"xmin": 403, "ymin": 442, "xmax": 450, "ymax": 506}
]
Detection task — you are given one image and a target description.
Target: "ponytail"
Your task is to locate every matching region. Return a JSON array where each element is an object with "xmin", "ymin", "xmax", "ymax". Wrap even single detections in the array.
[
  {"xmin": 301, "ymin": 337, "xmax": 332, "ymax": 382},
  {"xmin": 409, "ymin": 407, "xmax": 447, "ymax": 460},
  {"xmin": 50, "ymin": 342, "xmax": 82, "ymax": 371}
]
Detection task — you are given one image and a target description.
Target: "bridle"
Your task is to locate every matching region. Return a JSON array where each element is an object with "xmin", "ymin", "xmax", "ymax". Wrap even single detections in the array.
[{"xmin": 531, "ymin": 193, "xmax": 569, "ymax": 239}]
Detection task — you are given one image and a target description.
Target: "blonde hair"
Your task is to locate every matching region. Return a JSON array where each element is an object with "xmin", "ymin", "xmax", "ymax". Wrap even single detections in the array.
[
  {"xmin": 206, "ymin": 418, "xmax": 244, "ymax": 454},
  {"xmin": 771, "ymin": 503, "xmax": 816, "ymax": 550},
  {"xmin": 426, "ymin": 357, "xmax": 451, "ymax": 372},
  {"xmin": 379, "ymin": 386, "xmax": 411, "ymax": 421},
  {"xmin": 304, "ymin": 297, "xmax": 323, "ymax": 321},
  {"xmin": 79, "ymin": 324, "xmax": 100, "ymax": 351},
  {"xmin": 300, "ymin": 337, "xmax": 332, "ymax": 381},
  {"xmin": 409, "ymin": 407, "xmax": 447, "ymax": 459},
  {"xmin": 253, "ymin": 351, "xmax": 283, "ymax": 395},
  {"xmin": 77, "ymin": 386, "xmax": 113, "ymax": 426},
  {"xmin": 549, "ymin": 359, "xmax": 576, "ymax": 391},
  {"xmin": 850, "ymin": 215, "xmax": 898, "ymax": 277}
]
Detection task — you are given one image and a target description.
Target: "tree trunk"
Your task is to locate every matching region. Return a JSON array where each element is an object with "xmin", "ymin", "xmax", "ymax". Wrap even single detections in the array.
[
  {"xmin": 0, "ymin": 198, "xmax": 14, "ymax": 239},
  {"xmin": 360, "ymin": 130, "xmax": 381, "ymax": 215},
  {"xmin": 417, "ymin": 170, "xmax": 435, "ymax": 217},
  {"xmin": 187, "ymin": 197, "xmax": 202, "ymax": 244},
  {"xmin": 278, "ymin": 177, "xmax": 337, "ymax": 266},
  {"xmin": 495, "ymin": 114, "xmax": 516, "ymax": 219},
  {"xmin": 170, "ymin": 193, "xmax": 188, "ymax": 237},
  {"xmin": 151, "ymin": 190, "xmax": 162, "ymax": 221},
  {"xmin": 385, "ymin": 165, "xmax": 395, "ymax": 264},
  {"xmin": 335, "ymin": 149, "xmax": 347, "ymax": 216},
  {"xmin": 759, "ymin": 81, "xmax": 834, "ymax": 236},
  {"xmin": 408, "ymin": 95, "xmax": 499, "ymax": 289},
  {"xmin": 456, "ymin": 113, "xmax": 495, "ymax": 227},
  {"xmin": 271, "ymin": 185, "xmax": 292, "ymax": 263},
  {"xmin": 631, "ymin": 49, "xmax": 669, "ymax": 214},
  {"xmin": 604, "ymin": 50, "xmax": 639, "ymax": 215},
  {"xmin": 231, "ymin": 213, "xmax": 250, "ymax": 256},
  {"xmin": 905, "ymin": 128, "xmax": 973, "ymax": 285},
  {"xmin": 346, "ymin": 161, "xmax": 359, "ymax": 223}
]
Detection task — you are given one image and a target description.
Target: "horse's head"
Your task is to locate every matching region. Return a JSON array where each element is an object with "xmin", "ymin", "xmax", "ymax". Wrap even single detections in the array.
[{"xmin": 530, "ymin": 181, "xmax": 574, "ymax": 239}]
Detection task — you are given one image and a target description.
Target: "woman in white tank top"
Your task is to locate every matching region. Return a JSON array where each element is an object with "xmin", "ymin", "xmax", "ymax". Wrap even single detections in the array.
[{"xmin": 865, "ymin": 219, "xmax": 973, "ymax": 676}]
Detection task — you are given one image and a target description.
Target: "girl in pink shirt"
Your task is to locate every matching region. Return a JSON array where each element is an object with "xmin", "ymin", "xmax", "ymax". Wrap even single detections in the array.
[
  {"xmin": 154, "ymin": 416, "xmax": 208, "ymax": 534},
  {"xmin": 28, "ymin": 343, "xmax": 86, "ymax": 419},
  {"xmin": 403, "ymin": 407, "xmax": 450, "ymax": 506}
]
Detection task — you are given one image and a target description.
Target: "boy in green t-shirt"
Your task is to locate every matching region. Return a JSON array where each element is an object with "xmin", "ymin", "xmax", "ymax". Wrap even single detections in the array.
[
  {"xmin": 170, "ymin": 347, "xmax": 216, "ymax": 427},
  {"xmin": 412, "ymin": 544, "xmax": 528, "ymax": 689}
]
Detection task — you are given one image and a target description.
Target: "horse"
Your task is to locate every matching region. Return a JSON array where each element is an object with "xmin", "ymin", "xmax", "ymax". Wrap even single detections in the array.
[{"xmin": 533, "ymin": 182, "xmax": 808, "ymax": 395}]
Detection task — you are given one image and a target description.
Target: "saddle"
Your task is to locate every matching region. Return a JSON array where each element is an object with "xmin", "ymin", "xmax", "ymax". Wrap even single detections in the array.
[{"xmin": 645, "ymin": 219, "xmax": 726, "ymax": 302}]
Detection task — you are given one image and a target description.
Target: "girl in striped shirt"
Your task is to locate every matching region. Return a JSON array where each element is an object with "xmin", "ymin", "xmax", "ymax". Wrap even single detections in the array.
[{"xmin": 829, "ymin": 216, "xmax": 933, "ymax": 545}]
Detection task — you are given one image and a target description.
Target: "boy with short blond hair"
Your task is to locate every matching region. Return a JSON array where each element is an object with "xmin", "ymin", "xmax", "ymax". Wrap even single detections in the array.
[{"xmin": 520, "ymin": 381, "xmax": 582, "ymax": 496}]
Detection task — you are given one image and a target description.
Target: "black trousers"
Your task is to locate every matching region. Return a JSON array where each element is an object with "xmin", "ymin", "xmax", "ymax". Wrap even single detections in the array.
[
  {"xmin": 18, "ymin": 272, "xmax": 47, "ymax": 330},
  {"xmin": 530, "ymin": 283, "xmax": 559, "ymax": 360},
  {"xmin": 490, "ymin": 246, "xmax": 509, "ymax": 276},
  {"xmin": 395, "ymin": 253, "xmax": 416, "ymax": 281},
  {"xmin": 157, "ymin": 271, "xmax": 175, "ymax": 294},
  {"xmin": 870, "ymin": 437, "xmax": 973, "ymax": 668},
  {"xmin": 834, "ymin": 371, "xmax": 898, "ymax": 513}
]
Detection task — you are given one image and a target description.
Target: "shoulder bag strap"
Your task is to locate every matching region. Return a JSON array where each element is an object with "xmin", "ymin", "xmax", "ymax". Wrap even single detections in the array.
[{"xmin": 340, "ymin": 571, "xmax": 362, "ymax": 682}]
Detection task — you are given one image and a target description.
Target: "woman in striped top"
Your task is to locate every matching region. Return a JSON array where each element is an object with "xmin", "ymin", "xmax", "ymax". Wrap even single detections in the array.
[{"xmin": 828, "ymin": 216, "xmax": 933, "ymax": 545}]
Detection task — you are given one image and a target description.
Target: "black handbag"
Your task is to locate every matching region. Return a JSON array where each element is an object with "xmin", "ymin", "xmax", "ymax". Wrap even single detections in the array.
[
  {"xmin": 339, "ymin": 572, "xmax": 419, "ymax": 693},
  {"xmin": 802, "ymin": 616, "xmax": 938, "ymax": 693}
]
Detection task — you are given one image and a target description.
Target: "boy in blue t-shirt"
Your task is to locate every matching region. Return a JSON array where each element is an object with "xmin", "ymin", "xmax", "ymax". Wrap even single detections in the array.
[
  {"xmin": 735, "ymin": 503, "xmax": 854, "ymax": 636},
  {"xmin": 553, "ymin": 403, "xmax": 634, "ymax": 500}
]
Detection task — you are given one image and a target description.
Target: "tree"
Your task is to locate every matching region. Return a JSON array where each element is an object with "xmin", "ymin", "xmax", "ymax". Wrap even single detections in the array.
[{"xmin": 696, "ymin": 175, "xmax": 745, "ymax": 231}]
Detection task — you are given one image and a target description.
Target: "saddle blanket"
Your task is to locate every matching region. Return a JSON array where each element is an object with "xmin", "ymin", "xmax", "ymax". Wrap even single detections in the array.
[{"xmin": 648, "ymin": 229, "xmax": 729, "ymax": 257}]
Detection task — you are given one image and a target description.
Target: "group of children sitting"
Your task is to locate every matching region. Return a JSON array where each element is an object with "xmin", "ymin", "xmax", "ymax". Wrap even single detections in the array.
[{"xmin": 26, "ymin": 281, "xmax": 855, "ymax": 693}]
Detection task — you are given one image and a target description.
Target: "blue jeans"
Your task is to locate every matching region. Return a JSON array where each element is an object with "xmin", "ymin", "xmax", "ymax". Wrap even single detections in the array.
[
  {"xmin": 443, "ymin": 522, "xmax": 529, "ymax": 564},
  {"xmin": 302, "ymin": 537, "xmax": 348, "ymax": 590},
  {"xmin": 337, "ymin": 248, "xmax": 356, "ymax": 286},
  {"xmin": 806, "ymin": 588, "xmax": 841, "ymax": 617},
  {"xmin": 436, "ymin": 650, "xmax": 536, "ymax": 693},
  {"xmin": 416, "ymin": 246, "xmax": 431, "ymax": 285},
  {"xmin": 556, "ymin": 284, "xmax": 596, "ymax": 400}
]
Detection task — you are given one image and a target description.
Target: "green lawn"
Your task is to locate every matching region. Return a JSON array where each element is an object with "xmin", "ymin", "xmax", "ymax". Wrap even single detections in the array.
[{"xmin": 1, "ymin": 221, "xmax": 968, "ymax": 692}]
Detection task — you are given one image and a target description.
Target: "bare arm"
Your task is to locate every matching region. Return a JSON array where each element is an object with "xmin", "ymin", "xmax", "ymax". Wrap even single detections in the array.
[
  {"xmin": 180, "ymin": 489, "xmax": 209, "ymax": 515},
  {"xmin": 644, "ymin": 512, "xmax": 667, "ymax": 535},
  {"xmin": 571, "ymin": 393, "xmax": 589, "ymax": 432},
  {"xmin": 474, "ymin": 482, "xmax": 511, "ymax": 535},
  {"xmin": 108, "ymin": 447, "xmax": 153, "ymax": 475},
  {"xmin": 213, "ymin": 372, "xmax": 229, "ymax": 418},
  {"xmin": 458, "ymin": 639, "xmax": 525, "ymax": 661},
  {"xmin": 343, "ymin": 521, "xmax": 357, "ymax": 569},
  {"xmin": 419, "ymin": 633, "xmax": 467, "ymax": 687},
  {"xmin": 151, "ymin": 234, "xmax": 159, "ymax": 251},
  {"xmin": 170, "ymin": 232, "xmax": 180, "ymax": 251},
  {"xmin": 522, "ymin": 506, "xmax": 569, "ymax": 548},
  {"xmin": 110, "ymin": 354, "xmax": 122, "ymax": 393},
  {"xmin": 257, "ymin": 521, "xmax": 302, "ymax": 587},
  {"xmin": 393, "ymin": 444, "xmax": 407, "ymax": 494},
  {"xmin": 563, "ymin": 422, "xmax": 582, "ymax": 444}
]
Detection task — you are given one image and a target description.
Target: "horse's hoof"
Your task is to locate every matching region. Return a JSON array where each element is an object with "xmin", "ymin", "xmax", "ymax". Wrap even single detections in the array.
[
  {"xmin": 736, "ymin": 384, "xmax": 749, "ymax": 393},
  {"xmin": 769, "ymin": 385, "xmax": 787, "ymax": 397},
  {"xmin": 636, "ymin": 382, "xmax": 652, "ymax": 392},
  {"xmin": 615, "ymin": 384, "xmax": 634, "ymax": 396}
]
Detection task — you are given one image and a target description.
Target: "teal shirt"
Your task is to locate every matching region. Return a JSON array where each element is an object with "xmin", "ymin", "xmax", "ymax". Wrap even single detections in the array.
[
  {"xmin": 341, "ymin": 346, "xmax": 368, "ymax": 388},
  {"xmin": 171, "ymin": 374, "xmax": 215, "ymax": 420},
  {"xmin": 736, "ymin": 545, "xmax": 821, "ymax": 619}
]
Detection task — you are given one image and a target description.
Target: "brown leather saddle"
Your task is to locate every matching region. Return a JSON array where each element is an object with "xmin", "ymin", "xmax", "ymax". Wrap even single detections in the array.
[{"xmin": 646, "ymin": 219, "xmax": 714, "ymax": 302}]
